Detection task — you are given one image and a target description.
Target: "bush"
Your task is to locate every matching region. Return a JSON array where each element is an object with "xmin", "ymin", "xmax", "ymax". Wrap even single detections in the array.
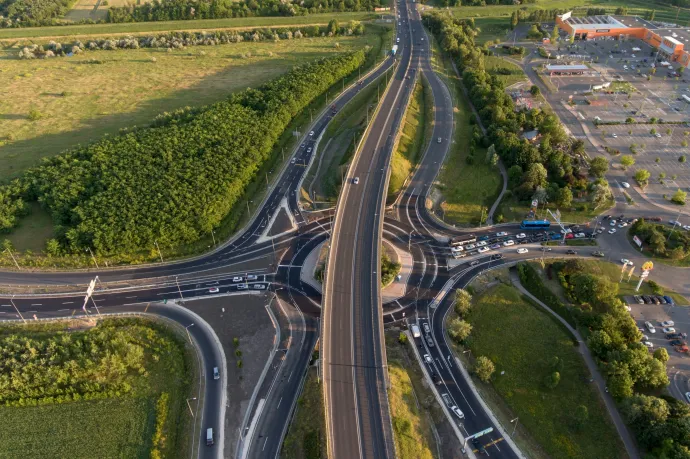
[
  {"xmin": 517, "ymin": 263, "xmax": 575, "ymax": 327},
  {"xmin": 27, "ymin": 109, "xmax": 43, "ymax": 121}
]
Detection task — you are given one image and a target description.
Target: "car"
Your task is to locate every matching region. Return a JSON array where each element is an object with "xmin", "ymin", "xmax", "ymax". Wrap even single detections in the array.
[
  {"xmin": 466, "ymin": 244, "xmax": 476, "ymax": 250},
  {"xmin": 209, "ymin": 287, "xmax": 220, "ymax": 294},
  {"xmin": 247, "ymin": 274, "xmax": 258, "ymax": 281},
  {"xmin": 490, "ymin": 243, "xmax": 501, "ymax": 249},
  {"xmin": 663, "ymin": 295, "xmax": 674, "ymax": 304},
  {"xmin": 472, "ymin": 437, "xmax": 487, "ymax": 455},
  {"xmin": 437, "ymin": 137, "xmax": 442, "ymax": 143},
  {"xmin": 232, "ymin": 276, "xmax": 243, "ymax": 282},
  {"xmin": 657, "ymin": 296, "xmax": 667, "ymax": 304},
  {"xmin": 612, "ymin": 133, "xmax": 618, "ymax": 138},
  {"xmin": 470, "ymin": 260, "xmax": 480, "ymax": 267},
  {"xmin": 566, "ymin": 249, "xmax": 578, "ymax": 255},
  {"xmin": 451, "ymin": 406, "xmax": 465, "ymax": 419},
  {"xmin": 478, "ymin": 235, "xmax": 490, "ymax": 241},
  {"xmin": 561, "ymin": 228, "xmax": 573, "ymax": 234},
  {"xmin": 618, "ymin": 222, "xmax": 628, "ymax": 228},
  {"xmin": 621, "ymin": 181, "xmax": 630, "ymax": 188},
  {"xmin": 643, "ymin": 341, "xmax": 654, "ymax": 348},
  {"xmin": 477, "ymin": 246, "xmax": 490, "ymax": 253},
  {"xmin": 683, "ymin": 225, "xmax": 690, "ymax": 231},
  {"xmin": 641, "ymin": 295, "xmax": 652, "ymax": 304},
  {"xmin": 423, "ymin": 354, "xmax": 433, "ymax": 364},
  {"xmin": 656, "ymin": 133, "xmax": 662, "ymax": 138},
  {"xmin": 503, "ymin": 240, "xmax": 515, "ymax": 247},
  {"xmin": 290, "ymin": 158, "xmax": 296, "ymax": 164},
  {"xmin": 670, "ymin": 339, "xmax": 687, "ymax": 346},
  {"xmin": 592, "ymin": 251, "xmax": 605, "ymax": 257},
  {"xmin": 423, "ymin": 323, "xmax": 430, "ymax": 334},
  {"xmin": 650, "ymin": 296, "xmax": 660, "ymax": 304},
  {"xmin": 645, "ymin": 321, "xmax": 656, "ymax": 333},
  {"xmin": 307, "ymin": 147, "xmax": 312, "ymax": 153},
  {"xmin": 353, "ymin": 177, "xmax": 359, "ymax": 185},
  {"xmin": 642, "ymin": 334, "xmax": 650, "ymax": 341},
  {"xmin": 621, "ymin": 258, "xmax": 633, "ymax": 266},
  {"xmin": 517, "ymin": 247, "xmax": 529, "ymax": 254},
  {"xmin": 432, "ymin": 373, "xmax": 442, "ymax": 385},
  {"xmin": 213, "ymin": 367, "xmax": 220, "ymax": 380},
  {"xmin": 608, "ymin": 228, "xmax": 617, "ymax": 234},
  {"xmin": 252, "ymin": 284, "xmax": 266, "ymax": 290},
  {"xmin": 451, "ymin": 246, "xmax": 464, "ymax": 253},
  {"xmin": 634, "ymin": 295, "xmax": 644, "ymax": 304},
  {"xmin": 237, "ymin": 284, "xmax": 248, "ymax": 290},
  {"xmin": 670, "ymin": 220, "xmax": 680, "ymax": 226},
  {"xmin": 686, "ymin": 392, "xmax": 690, "ymax": 404},
  {"xmin": 491, "ymin": 254, "xmax": 504, "ymax": 260},
  {"xmin": 309, "ymin": 130, "xmax": 315, "ymax": 136},
  {"xmin": 663, "ymin": 327, "xmax": 676, "ymax": 334},
  {"xmin": 565, "ymin": 233, "xmax": 574, "ymax": 239},
  {"xmin": 476, "ymin": 241, "xmax": 487, "ymax": 247},
  {"xmin": 610, "ymin": 220, "xmax": 617, "ymax": 226},
  {"xmin": 496, "ymin": 231, "xmax": 508, "ymax": 237},
  {"xmin": 575, "ymin": 232, "xmax": 586, "ymax": 238}
]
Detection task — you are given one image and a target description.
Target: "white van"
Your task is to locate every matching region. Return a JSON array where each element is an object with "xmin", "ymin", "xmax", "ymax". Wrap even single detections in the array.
[{"xmin": 206, "ymin": 428, "xmax": 214, "ymax": 446}]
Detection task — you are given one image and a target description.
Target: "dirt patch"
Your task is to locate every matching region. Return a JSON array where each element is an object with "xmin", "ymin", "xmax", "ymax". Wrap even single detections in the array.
[
  {"xmin": 267, "ymin": 207, "xmax": 294, "ymax": 237},
  {"xmin": 182, "ymin": 293, "xmax": 275, "ymax": 457}
]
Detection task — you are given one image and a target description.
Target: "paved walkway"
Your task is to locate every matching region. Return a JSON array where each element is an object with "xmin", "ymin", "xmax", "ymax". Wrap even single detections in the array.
[{"xmin": 509, "ymin": 268, "xmax": 640, "ymax": 459}]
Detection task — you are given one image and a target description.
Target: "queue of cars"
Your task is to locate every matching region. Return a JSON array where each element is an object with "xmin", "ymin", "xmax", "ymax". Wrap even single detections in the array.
[{"xmin": 208, "ymin": 274, "xmax": 265, "ymax": 294}]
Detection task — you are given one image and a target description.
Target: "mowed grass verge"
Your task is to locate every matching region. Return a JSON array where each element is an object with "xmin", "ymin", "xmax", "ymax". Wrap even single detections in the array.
[
  {"xmin": 0, "ymin": 397, "xmax": 155, "ymax": 458},
  {"xmin": 388, "ymin": 73, "xmax": 433, "ymax": 200},
  {"xmin": 428, "ymin": 35, "xmax": 502, "ymax": 226},
  {"xmin": 281, "ymin": 367, "xmax": 326, "ymax": 459},
  {"xmin": 463, "ymin": 284, "xmax": 625, "ymax": 459},
  {"xmin": 0, "ymin": 12, "xmax": 376, "ymax": 40},
  {"xmin": 0, "ymin": 34, "xmax": 376, "ymax": 181}
]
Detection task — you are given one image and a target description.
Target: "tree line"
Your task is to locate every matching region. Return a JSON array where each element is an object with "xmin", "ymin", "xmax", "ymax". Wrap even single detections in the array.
[
  {"xmin": 424, "ymin": 12, "xmax": 611, "ymax": 214},
  {"xmin": 106, "ymin": 0, "xmax": 382, "ymax": 23},
  {"xmin": 550, "ymin": 259, "xmax": 689, "ymax": 458},
  {"xmin": 631, "ymin": 220, "xmax": 689, "ymax": 261},
  {"xmin": 0, "ymin": 0, "xmax": 74, "ymax": 27},
  {"xmin": 0, "ymin": 50, "xmax": 366, "ymax": 257},
  {"xmin": 0, "ymin": 319, "xmax": 186, "ymax": 407}
]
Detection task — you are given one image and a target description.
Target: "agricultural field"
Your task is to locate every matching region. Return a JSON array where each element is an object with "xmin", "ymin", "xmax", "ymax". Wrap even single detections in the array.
[
  {"xmin": 462, "ymin": 283, "xmax": 626, "ymax": 459},
  {"xmin": 0, "ymin": 318, "xmax": 193, "ymax": 458},
  {"xmin": 0, "ymin": 12, "xmax": 375, "ymax": 39},
  {"xmin": 0, "ymin": 33, "xmax": 378, "ymax": 181}
]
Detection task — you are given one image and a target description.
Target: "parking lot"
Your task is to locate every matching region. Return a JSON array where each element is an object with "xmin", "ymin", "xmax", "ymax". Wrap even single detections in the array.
[{"xmin": 630, "ymin": 298, "xmax": 690, "ymax": 402}]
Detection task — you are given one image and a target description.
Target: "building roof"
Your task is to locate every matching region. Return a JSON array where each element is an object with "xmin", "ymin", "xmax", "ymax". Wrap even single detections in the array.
[
  {"xmin": 545, "ymin": 64, "xmax": 589, "ymax": 71},
  {"xmin": 562, "ymin": 14, "xmax": 628, "ymax": 30},
  {"xmin": 664, "ymin": 35, "xmax": 684, "ymax": 46},
  {"xmin": 522, "ymin": 130, "xmax": 539, "ymax": 140}
]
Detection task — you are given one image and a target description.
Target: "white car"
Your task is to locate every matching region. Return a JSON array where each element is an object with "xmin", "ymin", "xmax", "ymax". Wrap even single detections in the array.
[
  {"xmin": 608, "ymin": 228, "xmax": 617, "ymax": 234},
  {"xmin": 307, "ymin": 147, "xmax": 312, "ymax": 153},
  {"xmin": 353, "ymin": 177, "xmax": 359, "ymax": 185},
  {"xmin": 575, "ymin": 232, "xmax": 586, "ymax": 238},
  {"xmin": 517, "ymin": 248, "xmax": 529, "ymax": 254},
  {"xmin": 610, "ymin": 220, "xmax": 617, "ymax": 226},
  {"xmin": 437, "ymin": 137, "xmax": 442, "ymax": 143},
  {"xmin": 663, "ymin": 327, "xmax": 676, "ymax": 334},
  {"xmin": 661, "ymin": 321, "xmax": 675, "ymax": 327},
  {"xmin": 451, "ymin": 246, "xmax": 464, "ymax": 253},
  {"xmin": 476, "ymin": 241, "xmax": 487, "ymax": 247},
  {"xmin": 621, "ymin": 182, "xmax": 630, "ymax": 188},
  {"xmin": 237, "ymin": 284, "xmax": 248, "ymax": 290},
  {"xmin": 466, "ymin": 244, "xmax": 476, "ymax": 250},
  {"xmin": 252, "ymin": 284, "xmax": 266, "ymax": 290},
  {"xmin": 655, "ymin": 133, "xmax": 662, "ymax": 138},
  {"xmin": 613, "ymin": 133, "xmax": 618, "ymax": 138},
  {"xmin": 424, "ymin": 354, "xmax": 433, "ymax": 364},
  {"xmin": 645, "ymin": 321, "xmax": 656, "ymax": 333},
  {"xmin": 209, "ymin": 287, "xmax": 220, "ymax": 294},
  {"xmin": 247, "ymin": 274, "xmax": 259, "ymax": 281},
  {"xmin": 683, "ymin": 225, "xmax": 690, "ymax": 231},
  {"xmin": 642, "ymin": 335, "xmax": 649, "ymax": 341},
  {"xmin": 643, "ymin": 341, "xmax": 654, "ymax": 348},
  {"xmin": 496, "ymin": 231, "xmax": 508, "ymax": 237},
  {"xmin": 309, "ymin": 130, "xmax": 315, "ymax": 136},
  {"xmin": 621, "ymin": 259, "xmax": 633, "ymax": 266},
  {"xmin": 515, "ymin": 233, "xmax": 526, "ymax": 239},
  {"xmin": 232, "ymin": 276, "xmax": 243, "ymax": 282},
  {"xmin": 503, "ymin": 240, "xmax": 515, "ymax": 247},
  {"xmin": 618, "ymin": 222, "xmax": 628, "ymax": 228},
  {"xmin": 451, "ymin": 406, "xmax": 465, "ymax": 419},
  {"xmin": 478, "ymin": 246, "xmax": 490, "ymax": 253}
]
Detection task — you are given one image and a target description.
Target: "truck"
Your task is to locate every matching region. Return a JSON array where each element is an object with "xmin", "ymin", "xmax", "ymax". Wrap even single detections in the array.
[
  {"xmin": 410, "ymin": 324, "xmax": 421, "ymax": 338},
  {"xmin": 206, "ymin": 428, "xmax": 214, "ymax": 446},
  {"xmin": 391, "ymin": 45, "xmax": 398, "ymax": 56}
]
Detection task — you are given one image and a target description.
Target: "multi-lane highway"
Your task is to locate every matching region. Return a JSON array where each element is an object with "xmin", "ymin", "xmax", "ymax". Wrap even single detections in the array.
[{"xmin": 322, "ymin": 0, "xmax": 415, "ymax": 456}]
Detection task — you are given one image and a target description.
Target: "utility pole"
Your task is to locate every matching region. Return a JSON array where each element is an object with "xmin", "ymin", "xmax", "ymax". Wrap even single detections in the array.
[
  {"xmin": 210, "ymin": 229, "xmax": 216, "ymax": 246},
  {"xmin": 175, "ymin": 275, "xmax": 184, "ymax": 300},
  {"xmin": 86, "ymin": 247, "xmax": 99, "ymax": 269},
  {"xmin": 9, "ymin": 295, "xmax": 26, "ymax": 324},
  {"xmin": 511, "ymin": 417, "xmax": 519, "ymax": 436},
  {"xmin": 185, "ymin": 323, "xmax": 195, "ymax": 344},
  {"xmin": 186, "ymin": 397, "xmax": 197, "ymax": 416},
  {"xmin": 4, "ymin": 248, "xmax": 20, "ymax": 270},
  {"xmin": 154, "ymin": 240, "xmax": 164, "ymax": 263}
]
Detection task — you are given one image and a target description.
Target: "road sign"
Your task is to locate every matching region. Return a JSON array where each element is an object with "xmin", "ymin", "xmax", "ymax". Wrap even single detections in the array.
[
  {"xmin": 642, "ymin": 261, "xmax": 654, "ymax": 271},
  {"xmin": 468, "ymin": 427, "xmax": 494, "ymax": 440},
  {"xmin": 633, "ymin": 235, "xmax": 642, "ymax": 248}
]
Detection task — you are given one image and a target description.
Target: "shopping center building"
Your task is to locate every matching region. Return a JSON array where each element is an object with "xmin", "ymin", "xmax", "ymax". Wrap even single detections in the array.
[{"xmin": 555, "ymin": 11, "xmax": 690, "ymax": 67}]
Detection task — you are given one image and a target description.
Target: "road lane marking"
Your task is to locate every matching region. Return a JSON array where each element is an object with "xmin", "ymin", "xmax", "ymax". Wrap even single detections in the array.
[
  {"xmin": 277, "ymin": 397, "xmax": 282, "ymax": 409},
  {"xmin": 62, "ymin": 301, "xmax": 74, "ymax": 304},
  {"xmin": 30, "ymin": 304, "xmax": 42, "ymax": 306},
  {"xmin": 58, "ymin": 309, "xmax": 69, "ymax": 312},
  {"xmin": 144, "ymin": 303, "xmax": 150, "ymax": 313},
  {"xmin": 262, "ymin": 437, "xmax": 269, "ymax": 451}
]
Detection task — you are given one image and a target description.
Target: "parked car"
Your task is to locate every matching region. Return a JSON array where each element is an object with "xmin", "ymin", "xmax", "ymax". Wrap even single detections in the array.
[
  {"xmin": 643, "ymin": 341, "xmax": 654, "ymax": 348},
  {"xmin": 645, "ymin": 321, "xmax": 656, "ymax": 333},
  {"xmin": 237, "ymin": 284, "xmax": 248, "ymax": 290},
  {"xmin": 657, "ymin": 296, "xmax": 667, "ymax": 304},
  {"xmin": 209, "ymin": 287, "xmax": 220, "ymax": 294},
  {"xmin": 608, "ymin": 228, "xmax": 617, "ymax": 234},
  {"xmin": 670, "ymin": 339, "xmax": 687, "ymax": 346},
  {"xmin": 663, "ymin": 295, "xmax": 674, "ymax": 304},
  {"xmin": 232, "ymin": 276, "xmax": 243, "ymax": 282},
  {"xmin": 641, "ymin": 295, "xmax": 652, "ymax": 304},
  {"xmin": 663, "ymin": 327, "xmax": 677, "ymax": 334},
  {"xmin": 496, "ymin": 231, "xmax": 508, "ymax": 237},
  {"xmin": 246, "ymin": 274, "xmax": 259, "ymax": 281},
  {"xmin": 516, "ymin": 233, "xmax": 527, "ymax": 239},
  {"xmin": 478, "ymin": 246, "xmax": 490, "ymax": 253},
  {"xmin": 634, "ymin": 295, "xmax": 644, "ymax": 304},
  {"xmin": 621, "ymin": 259, "xmax": 633, "ymax": 266},
  {"xmin": 423, "ymin": 323, "xmax": 431, "ymax": 334}
]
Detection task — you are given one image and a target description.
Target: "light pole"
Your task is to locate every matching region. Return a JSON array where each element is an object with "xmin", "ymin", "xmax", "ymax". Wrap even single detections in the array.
[
  {"xmin": 9, "ymin": 295, "xmax": 27, "ymax": 324},
  {"xmin": 154, "ymin": 240, "xmax": 164, "ymax": 263},
  {"xmin": 246, "ymin": 200, "xmax": 253, "ymax": 217},
  {"xmin": 175, "ymin": 275, "xmax": 184, "ymax": 300},
  {"xmin": 511, "ymin": 417, "xmax": 519, "ymax": 436},
  {"xmin": 186, "ymin": 397, "xmax": 197, "ymax": 416},
  {"xmin": 86, "ymin": 247, "xmax": 99, "ymax": 269},
  {"xmin": 4, "ymin": 248, "xmax": 20, "ymax": 270},
  {"xmin": 185, "ymin": 323, "xmax": 195, "ymax": 344},
  {"xmin": 211, "ymin": 229, "xmax": 216, "ymax": 246}
]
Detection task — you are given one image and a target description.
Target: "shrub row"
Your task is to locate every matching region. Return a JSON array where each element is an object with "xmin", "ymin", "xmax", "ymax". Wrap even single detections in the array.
[{"xmin": 517, "ymin": 262, "xmax": 576, "ymax": 327}]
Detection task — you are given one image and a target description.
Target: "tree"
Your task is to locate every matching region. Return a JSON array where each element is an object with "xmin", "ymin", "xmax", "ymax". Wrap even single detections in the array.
[
  {"xmin": 510, "ymin": 11, "xmax": 518, "ymax": 29},
  {"xmin": 508, "ymin": 165, "xmax": 523, "ymax": 188},
  {"xmin": 621, "ymin": 155, "xmax": 635, "ymax": 170},
  {"xmin": 635, "ymin": 169, "xmax": 651, "ymax": 188},
  {"xmin": 556, "ymin": 186, "xmax": 573, "ymax": 208},
  {"xmin": 474, "ymin": 356, "xmax": 495, "ymax": 382},
  {"xmin": 607, "ymin": 363, "xmax": 635, "ymax": 399},
  {"xmin": 680, "ymin": 155, "xmax": 687, "ymax": 163},
  {"xmin": 453, "ymin": 289, "xmax": 473, "ymax": 316},
  {"xmin": 327, "ymin": 19, "xmax": 339, "ymax": 36},
  {"xmin": 530, "ymin": 85, "xmax": 540, "ymax": 96},
  {"xmin": 524, "ymin": 163, "xmax": 548, "ymax": 189},
  {"xmin": 447, "ymin": 318, "xmax": 472, "ymax": 343},
  {"xmin": 651, "ymin": 128, "xmax": 658, "ymax": 135},
  {"xmin": 671, "ymin": 189, "xmax": 687, "ymax": 205},
  {"xmin": 589, "ymin": 156, "xmax": 609, "ymax": 178},
  {"xmin": 551, "ymin": 24, "xmax": 559, "ymax": 43},
  {"xmin": 670, "ymin": 246, "xmax": 686, "ymax": 260},
  {"xmin": 544, "ymin": 371, "xmax": 561, "ymax": 389},
  {"xmin": 398, "ymin": 332, "xmax": 408, "ymax": 345},
  {"xmin": 485, "ymin": 144, "xmax": 496, "ymax": 164},
  {"xmin": 45, "ymin": 239, "xmax": 61, "ymax": 257},
  {"xmin": 653, "ymin": 347, "xmax": 670, "ymax": 363},
  {"xmin": 649, "ymin": 9, "xmax": 655, "ymax": 21}
]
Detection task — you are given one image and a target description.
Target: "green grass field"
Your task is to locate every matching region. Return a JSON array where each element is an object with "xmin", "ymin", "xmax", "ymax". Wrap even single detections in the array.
[
  {"xmin": 0, "ymin": 397, "xmax": 155, "ymax": 458},
  {"xmin": 428, "ymin": 35, "xmax": 502, "ymax": 226},
  {"xmin": 389, "ymin": 74, "xmax": 433, "ymax": 200},
  {"xmin": 485, "ymin": 55, "xmax": 526, "ymax": 87},
  {"xmin": 0, "ymin": 12, "xmax": 376, "ymax": 40},
  {"xmin": 463, "ymin": 284, "xmax": 626, "ymax": 459},
  {"xmin": 495, "ymin": 195, "xmax": 614, "ymax": 224},
  {"xmin": 0, "ymin": 35, "xmax": 377, "ymax": 182},
  {"xmin": 386, "ymin": 334, "xmax": 435, "ymax": 459},
  {"xmin": 474, "ymin": 17, "xmax": 512, "ymax": 46},
  {"xmin": 281, "ymin": 367, "xmax": 326, "ymax": 459}
]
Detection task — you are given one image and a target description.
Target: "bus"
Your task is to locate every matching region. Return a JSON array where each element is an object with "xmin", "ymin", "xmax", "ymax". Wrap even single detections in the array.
[
  {"xmin": 520, "ymin": 220, "xmax": 551, "ymax": 230},
  {"xmin": 449, "ymin": 234, "xmax": 476, "ymax": 247}
]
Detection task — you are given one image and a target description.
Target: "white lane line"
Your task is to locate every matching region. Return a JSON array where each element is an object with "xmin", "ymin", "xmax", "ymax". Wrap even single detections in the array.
[
  {"xmin": 62, "ymin": 301, "xmax": 74, "ymax": 304},
  {"xmin": 262, "ymin": 437, "xmax": 269, "ymax": 451},
  {"xmin": 277, "ymin": 397, "xmax": 283, "ymax": 409},
  {"xmin": 1, "ymin": 305, "xmax": 10, "ymax": 307},
  {"xmin": 30, "ymin": 304, "xmax": 42, "ymax": 306},
  {"xmin": 125, "ymin": 296, "xmax": 138, "ymax": 299},
  {"xmin": 58, "ymin": 309, "xmax": 69, "ymax": 312}
]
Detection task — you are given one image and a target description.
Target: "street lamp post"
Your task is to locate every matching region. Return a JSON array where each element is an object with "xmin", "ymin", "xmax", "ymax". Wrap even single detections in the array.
[
  {"xmin": 186, "ymin": 397, "xmax": 197, "ymax": 416},
  {"xmin": 4, "ymin": 248, "xmax": 20, "ymax": 270},
  {"xmin": 511, "ymin": 417, "xmax": 520, "ymax": 436},
  {"xmin": 185, "ymin": 323, "xmax": 195, "ymax": 344},
  {"xmin": 211, "ymin": 229, "xmax": 216, "ymax": 247},
  {"xmin": 86, "ymin": 247, "xmax": 99, "ymax": 269},
  {"xmin": 175, "ymin": 276, "xmax": 184, "ymax": 300},
  {"xmin": 154, "ymin": 240, "xmax": 164, "ymax": 263},
  {"xmin": 9, "ymin": 295, "xmax": 27, "ymax": 324}
]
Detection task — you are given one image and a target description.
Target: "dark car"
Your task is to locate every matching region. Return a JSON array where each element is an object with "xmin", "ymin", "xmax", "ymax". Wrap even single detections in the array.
[
  {"xmin": 478, "ymin": 235, "xmax": 489, "ymax": 241},
  {"xmin": 670, "ymin": 339, "xmax": 687, "ymax": 346},
  {"xmin": 634, "ymin": 295, "xmax": 644, "ymax": 304},
  {"xmin": 472, "ymin": 438, "xmax": 487, "ymax": 455},
  {"xmin": 663, "ymin": 295, "xmax": 674, "ymax": 305},
  {"xmin": 656, "ymin": 296, "xmax": 667, "ymax": 304},
  {"xmin": 651, "ymin": 296, "xmax": 661, "ymax": 304},
  {"xmin": 641, "ymin": 295, "xmax": 652, "ymax": 304},
  {"xmin": 491, "ymin": 254, "xmax": 504, "ymax": 260},
  {"xmin": 566, "ymin": 249, "xmax": 577, "ymax": 255}
]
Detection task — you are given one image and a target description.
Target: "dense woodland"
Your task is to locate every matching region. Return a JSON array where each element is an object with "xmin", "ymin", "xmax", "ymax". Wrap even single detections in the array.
[
  {"xmin": 106, "ymin": 0, "xmax": 382, "ymax": 23},
  {"xmin": 424, "ymin": 11, "xmax": 612, "ymax": 213},
  {"xmin": 0, "ymin": 50, "xmax": 366, "ymax": 257},
  {"xmin": 0, "ymin": 0, "xmax": 73, "ymax": 27}
]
